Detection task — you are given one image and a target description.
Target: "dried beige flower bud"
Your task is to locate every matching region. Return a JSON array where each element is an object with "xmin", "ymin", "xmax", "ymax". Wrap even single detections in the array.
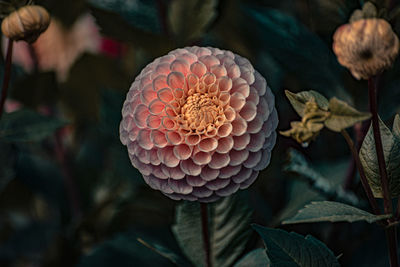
[
  {"xmin": 1, "ymin": 5, "xmax": 50, "ymax": 43},
  {"xmin": 333, "ymin": 18, "xmax": 399, "ymax": 80}
]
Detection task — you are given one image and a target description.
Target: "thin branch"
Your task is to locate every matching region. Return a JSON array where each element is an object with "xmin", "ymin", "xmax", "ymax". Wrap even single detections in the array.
[
  {"xmin": 341, "ymin": 129, "xmax": 380, "ymax": 215},
  {"xmin": 0, "ymin": 39, "xmax": 13, "ymax": 120}
]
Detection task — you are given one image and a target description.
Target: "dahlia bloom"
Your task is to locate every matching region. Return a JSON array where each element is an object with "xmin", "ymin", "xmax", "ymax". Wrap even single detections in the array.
[
  {"xmin": 333, "ymin": 18, "xmax": 399, "ymax": 80},
  {"xmin": 120, "ymin": 46, "xmax": 278, "ymax": 202}
]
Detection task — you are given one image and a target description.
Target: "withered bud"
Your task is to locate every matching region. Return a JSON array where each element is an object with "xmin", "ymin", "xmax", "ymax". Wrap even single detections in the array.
[
  {"xmin": 333, "ymin": 18, "xmax": 399, "ymax": 80},
  {"xmin": 280, "ymin": 98, "xmax": 330, "ymax": 145},
  {"xmin": 1, "ymin": 5, "xmax": 50, "ymax": 43}
]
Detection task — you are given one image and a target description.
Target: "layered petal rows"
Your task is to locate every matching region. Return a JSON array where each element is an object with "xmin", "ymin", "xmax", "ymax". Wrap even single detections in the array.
[{"xmin": 120, "ymin": 46, "xmax": 278, "ymax": 202}]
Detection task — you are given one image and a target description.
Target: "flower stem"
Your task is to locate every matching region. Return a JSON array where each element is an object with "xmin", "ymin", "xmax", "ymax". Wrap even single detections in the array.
[
  {"xmin": 368, "ymin": 77, "xmax": 398, "ymax": 267},
  {"xmin": 0, "ymin": 39, "xmax": 13, "ymax": 120},
  {"xmin": 201, "ymin": 203, "xmax": 211, "ymax": 267},
  {"xmin": 368, "ymin": 77, "xmax": 392, "ymax": 214},
  {"xmin": 341, "ymin": 129, "xmax": 380, "ymax": 215}
]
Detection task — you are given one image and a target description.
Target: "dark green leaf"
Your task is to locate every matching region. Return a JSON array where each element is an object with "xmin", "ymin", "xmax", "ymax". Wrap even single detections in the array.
[
  {"xmin": 393, "ymin": 114, "xmax": 400, "ymax": 139},
  {"xmin": 0, "ymin": 109, "xmax": 67, "ymax": 143},
  {"xmin": 324, "ymin": 97, "xmax": 371, "ymax": 132},
  {"xmin": 243, "ymin": 5, "xmax": 349, "ymax": 100},
  {"xmin": 359, "ymin": 117, "xmax": 400, "ymax": 198},
  {"xmin": 252, "ymin": 224, "xmax": 340, "ymax": 267},
  {"xmin": 285, "ymin": 90, "xmax": 329, "ymax": 117},
  {"xmin": 168, "ymin": 0, "xmax": 218, "ymax": 44},
  {"xmin": 283, "ymin": 201, "xmax": 391, "ymax": 224},
  {"xmin": 172, "ymin": 193, "xmax": 252, "ymax": 267},
  {"xmin": 89, "ymin": 0, "xmax": 162, "ymax": 34},
  {"xmin": 234, "ymin": 248, "xmax": 270, "ymax": 267},
  {"xmin": 284, "ymin": 149, "xmax": 361, "ymax": 206},
  {"xmin": 78, "ymin": 232, "xmax": 175, "ymax": 267},
  {"xmin": 137, "ymin": 237, "xmax": 192, "ymax": 267}
]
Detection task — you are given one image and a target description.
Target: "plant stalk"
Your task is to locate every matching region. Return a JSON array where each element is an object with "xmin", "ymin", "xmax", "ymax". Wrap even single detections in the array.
[
  {"xmin": 341, "ymin": 129, "xmax": 380, "ymax": 215},
  {"xmin": 201, "ymin": 203, "xmax": 211, "ymax": 267},
  {"xmin": 368, "ymin": 77, "xmax": 398, "ymax": 267},
  {"xmin": 0, "ymin": 39, "xmax": 13, "ymax": 120},
  {"xmin": 368, "ymin": 77, "xmax": 392, "ymax": 214}
]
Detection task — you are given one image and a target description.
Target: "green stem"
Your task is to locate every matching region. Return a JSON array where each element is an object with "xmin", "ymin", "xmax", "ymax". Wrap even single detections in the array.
[
  {"xmin": 201, "ymin": 203, "xmax": 211, "ymax": 267},
  {"xmin": 0, "ymin": 39, "xmax": 13, "ymax": 120},
  {"xmin": 341, "ymin": 129, "xmax": 380, "ymax": 215}
]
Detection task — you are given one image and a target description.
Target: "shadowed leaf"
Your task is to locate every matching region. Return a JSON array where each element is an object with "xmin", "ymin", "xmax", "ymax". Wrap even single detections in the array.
[
  {"xmin": 285, "ymin": 90, "xmax": 329, "ymax": 117},
  {"xmin": 283, "ymin": 201, "xmax": 391, "ymax": 224},
  {"xmin": 252, "ymin": 224, "xmax": 340, "ymax": 267}
]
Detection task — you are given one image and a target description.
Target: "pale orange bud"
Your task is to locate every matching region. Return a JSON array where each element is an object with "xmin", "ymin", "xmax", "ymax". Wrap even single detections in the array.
[
  {"xmin": 1, "ymin": 5, "xmax": 50, "ymax": 43},
  {"xmin": 333, "ymin": 19, "xmax": 399, "ymax": 80}
]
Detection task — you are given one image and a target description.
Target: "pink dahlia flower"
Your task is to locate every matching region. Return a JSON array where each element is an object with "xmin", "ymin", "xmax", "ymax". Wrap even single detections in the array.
[{"xmin": 120, "ymin": 46, "xmax": 278, "ymax": 202}]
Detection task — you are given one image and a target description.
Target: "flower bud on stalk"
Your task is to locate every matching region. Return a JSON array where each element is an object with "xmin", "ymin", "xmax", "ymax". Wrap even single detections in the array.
[
  {"xmin": 333, "ymin": 18, "xmax": 399, "ymax": 80},
  {"xmin": 1, "ymin": 5, "xmax": 50, "ymax": 43}
]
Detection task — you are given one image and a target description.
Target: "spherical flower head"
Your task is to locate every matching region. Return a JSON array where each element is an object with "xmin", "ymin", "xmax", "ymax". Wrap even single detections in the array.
[
  {"xmin": 120, "ymin": 46, "xmax": 278, "ymax": 202},
  {"xmin": 333, "ymin": 18, "xmax": 399, "ymax": 80},
  {"xmin": 1, "ymin": 5, "xmax": 50, "ymax": 43}
]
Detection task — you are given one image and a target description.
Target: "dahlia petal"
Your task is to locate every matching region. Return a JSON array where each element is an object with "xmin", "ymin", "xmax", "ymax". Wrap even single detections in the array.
[
  {"xmin": 233, "ymin": 133, "xmax": 251, "ymax": 150},
  {"xmin": 254, "ymin": 150, "xmax": 271, "ymax": 171},
  {"xmin": 152, "ymin": 166, "xmax": 168, "ymax": 179},
  {"xmin": 247, "ymin": 87, "xmax": 260, "ymax": 105},
  {"xmin": 210, "ymin": 64, "xmax": 227, "ymax": 77},
  {"xmin": 140, "ymin": 83, "xmax": 157, "ymax": 105},
  {"xmin": 209, "ymin": 152, "xmax": 230, "ymax": 169},
  {"xmin": 146, "ymin": 115, "xmax": 161, "ymax": 129},
  {"xmin": 195, "ymin": 47, "xmax": 212, "ymax": 57},
  {"xmin": 200, "ymin": 165, "xmax": 220, "ymax": 181},
  {"xmin": 243, "ymin": 151, "xmax": 262, "ymax": 168},
  {"xmin": 229, "ymin": 149, "xmax": 249, "ymax": 166},
  {"xmin": 166, "ymin": 131, "xmax": 183, "ymax": 145},
  {"xmin": 162, "ymin": 117, "xmax": 176, "ymax": 131},
  {"xmin": 137, "ymin": 129, "xmax": 153, "ymax": 150},
  {"xmin": 179, "ymin": 53, "xmax": 198, "ymax": 65},
  {"xmin": 216, "ymin": 136, "xmax": 234, "ymax": 153},
  {"xmin": 232, "ymin": 168, "xmax": 252, "ymax": 183},
  {"xmin": 170, "ymin": 59, "xmax": 190, "ymax": 76},
  {"xmin": 241, "ymin": 70, "xmax": 255, "ymax": 84},
  {"xmin": 199, "ymin": 55, "xmax": 220, "ymax": 69},
  {"xmin": 219, "ymin": 165, "xmax": 241, "ymax": 179},
  {"xmin": 128, "ymin": 127, "xmax": 140, "ymax": 142},
  {"xmin": 185, "ymin": 134, "xmax": 201, "ymax": 146},
  {"xmin": 202, "ymin": 72, "xmax": 217, "ymax": 85},
  {"xmin": 155, "ymin": 62, "xmax": 171, "ymax": 76},
  {"xmin": 153, "ymin": 75, "xmax": 168, "ymax": 91},
  {"xmin": 239, "ymin": 102, "xmax": 257, "ymax": 121},
  {"xmin": 198, "ymin": 138, "xmax": 218, "ymax": 152},
  {"xmin": 247, "ymin": 115, "xmax": 264, "ymax": 134},
  {"xmin": 158, "ymin": 147, "xmax": 180, "ymax": 167},
  {"xmin": 148, "ymin": 99, "xmax": 165, "ymax": 115},
  {"xmin": 121, "ymin": 116, "xmax": 134, "ymax": 132},
  {"xmin": 218, "ymin": 76, "xmax": 232, "ymax": 92},
  {"xmin": 168, "ymin": 179, "xmax": 193, "ymax": 195},
  {"xmin": 248, "ymin": 131, "xmax": 266, "ymax": 152},
  {"xmin": 143, "ymin": 175, "xmax": 173, "ymax": 194},
  {"xmin": 159, "ymin": 54, "xmax": 176, "ymax": 63},
  {"xmin": 215, "ymin": 182, "xmax": 240, "ymax": 197},
  {"xmin": 205, "ymin": 178, "xmax": 230, "ymax": 190},
  {"xmin": 230, "ymin": 92, "xmax": 246, "ymax": 111},
  {"xmin": 173, "ymin": 144, "xmax": 192, "ymax": 160},
  {"xmin": 232, "ymin": 83, "xmax": 250, "ymax": 98},
  {"xmin": 133, "ymin": 104, "xmax": 150, "ymax": 128},
  {"xmin": 252, "ymin": 71, "xmax": 266, "ymax": 96},
  {"xmin": 180, "ymin": 159, "xmax": 202, "ymax": 176},
  {"xmin": 190, "ymin": 61, "xmax": 207, "ymax": 78},
  {"xmin": 157, "ymin": 88, "xmax": 174, "ymax": 103},
  {"xmin": 192, "ymin": 151, "xmax": 212, "ymax": 165},
  {"xmin": 149, "ymin": 149, "xmax": 161, "ymax": 165},
  {"xmin": 240, "ymin": 171, "xmax": 259, "ymax": 189},
  {"xmin": 224, "ymin": 107, "xmax": 236, "ymax": 121},
  {"xmin": 167, "ymin": 71, "xmax": 185, "ymax": 89},
  {"xmin": 162, "ymin": 165, "xmax": 186, "ymax": 179},
  {"xmin": 185, "ymin": 176, "xmax": 205, "ymax": 187},
  {"xmin": 150, "ymin": 130, "xmax": 168, "ymax": 148},
  {"xmin": 231, "ymin": 117, "xmax": 247, "ymax": 136},
  {"xmin": 192, "ymin": 187, "xmax": 213, "ymax": 198},
  {"xmin": 218, "ymin": 92, "xmax": 230, "ymax": 106}
]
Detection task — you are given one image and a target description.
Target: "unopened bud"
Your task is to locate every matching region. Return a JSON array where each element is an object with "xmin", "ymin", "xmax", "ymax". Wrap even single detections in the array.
[
  {"xmin": 1, "ymin": 5, "xmax": 50, "ymax": 43},
  {"xmin": 333, "ymin": 18, "xmax": 399, "ymax": 80}
]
